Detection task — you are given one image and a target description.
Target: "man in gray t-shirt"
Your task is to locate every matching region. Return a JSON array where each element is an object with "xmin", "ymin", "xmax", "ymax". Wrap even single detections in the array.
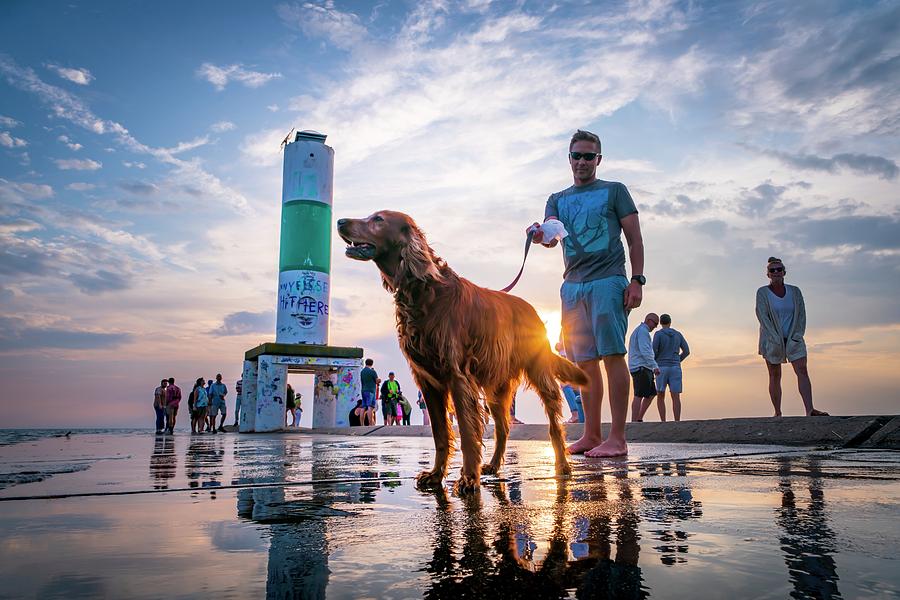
[{"xmin": 530, "ymin": 129, "xmax": 646, "ymax": 459}]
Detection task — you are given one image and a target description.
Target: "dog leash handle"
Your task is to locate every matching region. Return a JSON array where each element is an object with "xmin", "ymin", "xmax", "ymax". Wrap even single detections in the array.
[{"xmin": 500, "ymin": 229, "xmax": 535, "ymax": 293}]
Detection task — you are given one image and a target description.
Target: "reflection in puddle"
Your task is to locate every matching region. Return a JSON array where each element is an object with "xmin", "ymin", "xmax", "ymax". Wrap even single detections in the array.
[{"xmin": 0, "ymin": 435, "xmax": 896, "ymax": 598}]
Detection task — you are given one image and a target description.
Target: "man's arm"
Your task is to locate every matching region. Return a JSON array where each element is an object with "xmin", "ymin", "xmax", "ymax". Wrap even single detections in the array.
[
  {"xmin": 620, "ymin": 213, "xmax": 644, "ymax": 309},
  {"xmin": 640, "ymin": 330, "xmax": 659, "ymax": 373},
  {"xmin": 679, "ymin": 334, "xmax": 691, "ymax": 362},
  {"xmin": 652, "ymin": 332, "xmax": 661, "ymax": 359}
]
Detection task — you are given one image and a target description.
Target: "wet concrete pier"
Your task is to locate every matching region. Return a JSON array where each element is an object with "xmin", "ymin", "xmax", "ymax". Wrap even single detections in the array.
[{"xmin": 0, "ymin": 427, "xmax": 897, "ymax": 598}]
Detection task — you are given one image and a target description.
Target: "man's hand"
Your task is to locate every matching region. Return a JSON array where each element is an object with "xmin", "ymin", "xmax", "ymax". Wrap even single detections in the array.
[
  {"xmin": 528, "ymin": 221, "xmax": 559, "ymax": 247},
  {"xmin": 653, "ymin": 368, "xmax": 660, "ymax": 376},
  {"xmin": 624, "ymin": 281, "xmax": 643, "ymax": 309}
]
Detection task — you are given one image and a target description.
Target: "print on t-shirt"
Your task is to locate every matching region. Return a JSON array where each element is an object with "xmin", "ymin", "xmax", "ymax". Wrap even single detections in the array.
[{"xmin": 560, "ymin": 187, "xmax": 610, "ymax": 257}]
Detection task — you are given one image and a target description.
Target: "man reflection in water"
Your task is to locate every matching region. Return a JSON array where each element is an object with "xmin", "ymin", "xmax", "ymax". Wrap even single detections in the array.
[{"xmin": 422, "ymin": 473, "xmax": 648, "ymax": 599}]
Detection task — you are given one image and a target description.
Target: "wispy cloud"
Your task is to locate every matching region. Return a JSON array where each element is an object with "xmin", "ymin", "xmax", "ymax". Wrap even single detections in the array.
[
  {"xmin": 196, "ymin": 63, "xmax": 282, "ymax": 91},
  {"xmin": 0, "ymin": 55, "xmax": 251, "ymax": 214},
  {"xmin": 54, "ymin": 157, "xmax": 102, "ymax": 170},
  {"xmin": 210, "ymin": 310, "xmax": 275, "ymax": 335},
  {"xmin": 66, "ymin": 182, "xmax": 97, "ymax": 191},
  {"xmin": 118, "ymin": 180, "xmax": 159, "ymax": 195},
  {"xmin": 46, "ymin": 63, "xmax": 94, "ymax": 85},
  {"xmin": 210, "ymin": 120, "xmax": 235, "ymax": 132},
  {"xmin": 0, "ymin": 131, "xmax": 27, "ymax": 147},
  {"xmin": 768, "ymin": 148, "xmax": 898, "ymax": 180},
  {"xmin": 277, "ymin": 1, "xmax": 369, "ymax": 50},
  {"xmin": 123, "ymin": 161, "xmax": 146, "ymax": 169},
  {"xmin": 0, "ymin": 317, "xmax": 130, "ymax": 351},
  {"xmin": 57, "ymin": 134, "xmax": 82, "ymax": 151},
  {"xmin": 0, "ymin": 115, "xmax": 20, "ymax": 127}
]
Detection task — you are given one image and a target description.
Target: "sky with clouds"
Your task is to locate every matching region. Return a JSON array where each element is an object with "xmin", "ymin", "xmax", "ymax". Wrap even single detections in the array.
[{"xmin": 1, "ymin": 0, "xmax": 898, "ymax": 428}]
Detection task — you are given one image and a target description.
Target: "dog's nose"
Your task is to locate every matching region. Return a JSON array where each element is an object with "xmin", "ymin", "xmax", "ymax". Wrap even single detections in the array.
[{"xmin": 337, "ymin": 218, "xmax": 348, "ymax": 227}]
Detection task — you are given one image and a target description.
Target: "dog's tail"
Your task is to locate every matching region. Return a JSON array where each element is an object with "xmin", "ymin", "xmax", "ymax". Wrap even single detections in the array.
[{"xmin": 551, "ymin": 351, "xmax": 589, "ymax": 386}]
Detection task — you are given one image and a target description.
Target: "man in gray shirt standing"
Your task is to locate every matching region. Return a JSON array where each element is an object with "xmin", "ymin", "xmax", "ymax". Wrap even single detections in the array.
[
  {"xmin": 629, "ymin": 313, "xmax": 659, "ymax": 422},
  {"xmin": 652, "ymin": 313, "xmax": 690, "ymax": 421}
]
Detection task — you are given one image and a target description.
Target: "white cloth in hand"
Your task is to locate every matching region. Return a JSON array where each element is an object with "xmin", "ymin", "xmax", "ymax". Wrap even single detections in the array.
[{"xmin": 538, "ymin": 219, "xmax": 568, "ymax": 243}]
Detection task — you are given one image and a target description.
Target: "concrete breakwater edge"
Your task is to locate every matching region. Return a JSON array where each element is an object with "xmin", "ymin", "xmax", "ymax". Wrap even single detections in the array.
[{"xmin": 270, "ymin": 414, "xmax": 900, "ymax": 449}]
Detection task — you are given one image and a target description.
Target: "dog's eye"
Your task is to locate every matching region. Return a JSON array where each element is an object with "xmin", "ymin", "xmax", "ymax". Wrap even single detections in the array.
[{"xmin": 373, "ymin": 215, "xmax": 384, "ymax": 222}]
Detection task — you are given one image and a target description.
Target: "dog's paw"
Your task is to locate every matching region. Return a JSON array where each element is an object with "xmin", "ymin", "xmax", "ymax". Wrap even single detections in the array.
[
  {"xmin": 415, "ymin": 469, "xmax": 444, "ymax": 489},
  {"xmin": 453, "ymin": 473, "xmax": 480, "ymax": 495},
  {"xmin": 556, "ymin": 460, "xmax": 572, "ymax": 477},
  {"xmin": 481, "ymin": 463, "xmax": 500, "ymax": 476}
]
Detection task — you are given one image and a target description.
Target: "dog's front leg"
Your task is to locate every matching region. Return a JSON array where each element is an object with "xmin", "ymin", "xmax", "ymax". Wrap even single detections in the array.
[
  {"xmin": 450, "ymin": 379, "xmax": 485, "ymax": 495},
  {"xmin": 416, "ymin": 384, "xmax": 451, "ymax": 489}
]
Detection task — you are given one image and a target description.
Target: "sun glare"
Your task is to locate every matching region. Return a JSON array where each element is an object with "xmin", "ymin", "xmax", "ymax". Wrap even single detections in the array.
[{"xmin": 539, "ymin": 310, "xmax": 562, "ymax": 351}]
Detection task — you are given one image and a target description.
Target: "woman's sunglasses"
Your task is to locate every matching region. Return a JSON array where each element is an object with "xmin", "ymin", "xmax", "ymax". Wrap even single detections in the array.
[
  {"xmin": 569, "ymin": 152, "xmax": 599, "ymax": 161},
  {"xmin": 768, "ymin": 267, "xmax": 785, "ymax": 273}
]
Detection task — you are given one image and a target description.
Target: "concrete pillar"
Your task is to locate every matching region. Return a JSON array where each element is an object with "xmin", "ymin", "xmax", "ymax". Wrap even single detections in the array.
[
  {"xmin": 256, "ymin": 356, "xmax": 288, "ymax": 432},
  {"xmin": 333, "ymin": 366, "xmax": 361, "ymax": 428},
  {"xmin": 239, "ymin": 360, "xmax": 258, "ymax": 433},
  {"xmin": 311, "ymin": 371, "xmax": 337, "ymax": 428},
  {"xmin": 276, "ymin": 131, "xmax": 333, "ymax": 345}
]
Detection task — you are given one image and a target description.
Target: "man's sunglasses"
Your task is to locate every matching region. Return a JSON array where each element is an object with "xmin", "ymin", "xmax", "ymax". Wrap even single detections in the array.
[
  {"xmin": 768, "ymin": 267, "xmax": 785, "ymax": 273},
  {"xmin": 569, "ymin": 152, "xmax": 599, "ymax": 161}
]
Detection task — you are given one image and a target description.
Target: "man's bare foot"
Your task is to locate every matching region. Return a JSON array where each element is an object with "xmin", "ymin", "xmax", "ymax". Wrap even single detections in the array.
[
  {"xmin": 567, "ymin": 414, "xmax": 580, "ymax": 424},
  {"xmin": 808, "ymin": 409, "xmax": 829, "ymax": 416},
  {"xmin": 567, "ymin": 436, "xmax": 603, "ymax": 454},
  {"xmin": 584, "ymin": 439, "xmax": 628, "ymax": 458}
]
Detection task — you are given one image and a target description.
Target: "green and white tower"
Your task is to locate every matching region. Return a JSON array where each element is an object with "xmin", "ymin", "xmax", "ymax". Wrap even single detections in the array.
[{"xmin": 276, "ymin": 130, "xmax": 333, "ymax": 345}]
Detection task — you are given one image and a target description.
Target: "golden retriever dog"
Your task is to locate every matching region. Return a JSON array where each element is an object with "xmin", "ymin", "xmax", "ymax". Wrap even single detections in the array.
[{"xmin": 337, "ymin": 211, "xmax": 588, "ymax": 493}]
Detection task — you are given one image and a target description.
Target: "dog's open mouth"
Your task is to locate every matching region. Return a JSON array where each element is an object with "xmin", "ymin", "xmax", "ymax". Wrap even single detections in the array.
[{"xmin": 344, "ymin": 240, "xmax": 376, "ymax": 260}]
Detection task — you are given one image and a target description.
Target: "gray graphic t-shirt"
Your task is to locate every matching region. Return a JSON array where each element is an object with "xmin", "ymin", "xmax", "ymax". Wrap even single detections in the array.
[{"xmin": 544, "ymin": 180, "xmax": 638, "ymax": 282}]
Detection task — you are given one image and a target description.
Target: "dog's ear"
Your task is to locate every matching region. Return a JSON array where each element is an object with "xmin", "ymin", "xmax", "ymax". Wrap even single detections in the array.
[{"xmin": 398, "ymin": 222, "xmax": 443, "ymax": 284}]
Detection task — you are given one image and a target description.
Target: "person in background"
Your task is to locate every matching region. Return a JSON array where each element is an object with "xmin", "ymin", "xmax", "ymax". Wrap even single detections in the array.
[
  {"xmin": 208, "ymin": 374, "xmax": 228, "ymax": 433},
  {"xmin": 349, "ymin": 399, "xmax": 363, "ymax": 426},
  {"xmin": 417, "ymin": 390, "xmax": 430, "ymax": 427},
  {"xmin": 189, "ymin": 378, "xmax": 201, "ymax": 433},
  {"xmin": 628, "ymin": 314, "xmax": 660, "ymax": 422},
  {"xmin": 233, "ymin": 378, "xmax": 242, "ymax": 428},
  {"xmin": 360, "ymin": 358, "xmax": 379, "ymax": 427},
  {"xmin": 193, "ymin": 377, "xmax": 209, "ymax": 433},
  {"xmin": 164, "ymin": 377, "xmax": 182, "ymax": 434},
  {"xmin": 756, "ymin": 257, "xmax": 829, "ymax": 417},
  {"xmin": 205, "ymin": 379, "xmax": 215, "ymax": 432},
  {"xmin": 153, "ymin": 379, "xmax": 168, "ymax": 434},
  {"xmin": 285, "ymin": 383, "xmax": 297, "ymax": 427},
  {"xmin": 555, "ymin": 340, "xmax": 585, "ymax": 424},
  {"xmin": 399, "ymin": 393, "xmax": 412, "ymax": 426},
  {"xmin": 652, "ymin": 313, "xmax": 691, "ymax": 422},
  {"xmin": 380, "ymin": 372, "xmax": 402, "ymax": 426}
]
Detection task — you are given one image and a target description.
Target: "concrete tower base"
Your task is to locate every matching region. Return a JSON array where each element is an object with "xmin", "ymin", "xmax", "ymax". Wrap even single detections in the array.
[{"xmin": 238, "ymin": 343, "xmax": 363, "ymax": 432}]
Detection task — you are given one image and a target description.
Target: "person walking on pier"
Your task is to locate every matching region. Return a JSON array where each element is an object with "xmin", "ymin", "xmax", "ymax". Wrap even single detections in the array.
[
  {"xmin": 153, "ymin": 379, "xmax": 168, "ymax": 434},
  {"xmin": 756, "ymin": 257, "xmax": 828, "ymax": 417},
  {"xmin": 531, "ymin": 129, "xmax": 646, "ymax": 456},
  {"xmin": 360, "ymin": 359, "xmax": 379, "ymax": 426},
  {"xmin": 652, "ymin": 314, "xmax": 690, "ymax": 421},
  {"xmin": 628, "ymin": 314, "xmax": 660, "ymax": 422},
  {"xmin": 164, "ymin": 377, "xmax": 182, "ymax": 434}
]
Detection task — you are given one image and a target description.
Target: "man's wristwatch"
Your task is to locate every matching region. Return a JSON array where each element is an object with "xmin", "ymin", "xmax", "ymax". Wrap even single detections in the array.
[{"xmin": 631, "ymin": 275, "xmax": 646, "ymax": 286}]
